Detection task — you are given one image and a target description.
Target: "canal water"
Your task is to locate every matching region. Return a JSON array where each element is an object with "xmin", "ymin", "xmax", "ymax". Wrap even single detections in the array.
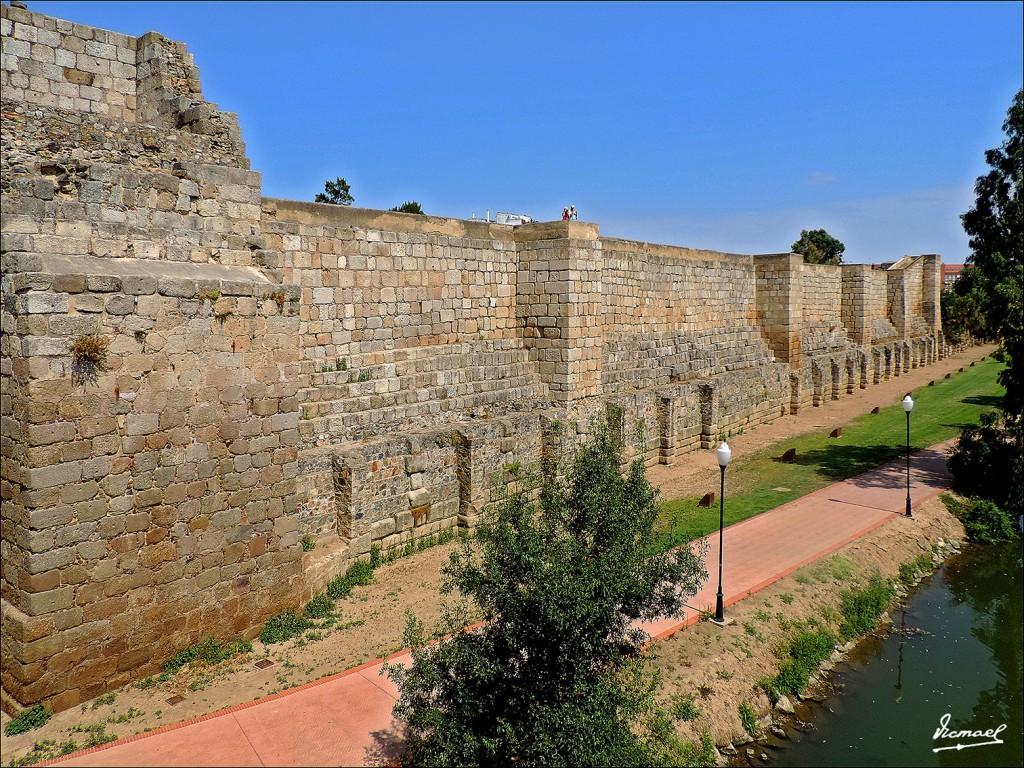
[{"xmin": 780, "ymin": 540, "xmax": 1022, "ymax": 768}]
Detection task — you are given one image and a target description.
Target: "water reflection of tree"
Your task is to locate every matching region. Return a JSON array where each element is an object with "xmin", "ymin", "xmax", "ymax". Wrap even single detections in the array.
[{"xmin": 938, "ymin": 543, "xmax": 1023, "ymax": 767}]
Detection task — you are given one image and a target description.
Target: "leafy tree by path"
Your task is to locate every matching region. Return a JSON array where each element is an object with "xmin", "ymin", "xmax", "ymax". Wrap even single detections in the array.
[
  {"xmin": 386, "ymin": 417, "xmax": 708, "ymax": 767},
  {"xmin": 961, "ymin": 87, "xmax": 1023, "ymax": 419},
  {"xmin": 791, "ymin": 228, "xmax": 845, "ymax": 265},
  {"xmin": 948, "ymin": 87, "xmax": 1024, "ymax": 518},
  {"xmin": 314, "ymin": 177, "xmax": 354, "ymax": 206},
  {"xmin": 389, "ymin": 201, "xmax": 424, "ymax": 214}
]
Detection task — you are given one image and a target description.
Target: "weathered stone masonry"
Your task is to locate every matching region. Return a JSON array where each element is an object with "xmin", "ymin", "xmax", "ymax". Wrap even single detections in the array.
[{"xmin": 0, "ymin": 6, "xmax": 944, "ymax": 712}]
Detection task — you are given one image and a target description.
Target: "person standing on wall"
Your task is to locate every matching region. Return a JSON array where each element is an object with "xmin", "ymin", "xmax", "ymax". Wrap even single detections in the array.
[
  {"xmin": 562, "ymin": 207, "xmax": 570, "ymax": 221},
  {"xmin": 570, "ymin": 205, "xmax": 577, "ymax": 220}
]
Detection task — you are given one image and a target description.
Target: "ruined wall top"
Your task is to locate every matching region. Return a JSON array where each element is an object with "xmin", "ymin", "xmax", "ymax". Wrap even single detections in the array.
[{"xmin": 1, "ymin": 3, "xmax": 248, "ymax": 167}]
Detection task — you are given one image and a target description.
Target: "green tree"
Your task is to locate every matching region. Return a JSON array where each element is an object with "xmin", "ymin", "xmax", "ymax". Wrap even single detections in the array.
[
  {"xmin": 949, "ymin": 88, "xmax": 1024, "ymax": 518},
  {"xmin": 389, "ymin": 201, "xmax": 424, "ymax": 214},
  {"xmin": 386, "ymin": 418, "xmax": 708, "ymax": 766},
  {"xmin": 791, "ymin": 228, "xmax": 846, "ymax": 265},
  {"xmin": 314, "ymin": 177, "xmax": 354, "ymax": 206},
  {"xmin": 961, "ymin": 87, "xmax": 1023, "ymax": 418},
  {"xmin": 940, "ymin": 265, "xmax": 989, "ymax": 344}
]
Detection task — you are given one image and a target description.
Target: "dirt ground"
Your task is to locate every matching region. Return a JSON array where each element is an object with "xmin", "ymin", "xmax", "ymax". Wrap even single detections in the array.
[{"xmin": 0, "ymin": 344, "xmax": 991, "ymax": 764}]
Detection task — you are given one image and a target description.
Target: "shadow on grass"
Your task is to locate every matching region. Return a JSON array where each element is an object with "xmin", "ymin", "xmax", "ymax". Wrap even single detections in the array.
[
  {"xmin": 940, "ymin": 422, "xmax": 980, "ymax": 431},
  {"xmin": 794, "ymin": 444, "xmax": 951, "ymax": 489},
  {"xmin": 791, "ymin": 443, "xmax": 902, "ymax": 481},
  {"xmin": 962, "ymin": 394, "xmax": 1003, "ymax": 408}
]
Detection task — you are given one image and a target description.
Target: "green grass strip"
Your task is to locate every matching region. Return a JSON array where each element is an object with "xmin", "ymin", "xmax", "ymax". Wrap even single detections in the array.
[{"xmin": 654, "ymin": 358, "xmax": 1005, "ymax": 550}]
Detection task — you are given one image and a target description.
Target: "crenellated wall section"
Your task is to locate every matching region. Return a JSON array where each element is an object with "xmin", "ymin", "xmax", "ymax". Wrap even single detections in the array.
[{"xmin": 0, "ymin": 4, "xmax": 946, "ymax": 713}]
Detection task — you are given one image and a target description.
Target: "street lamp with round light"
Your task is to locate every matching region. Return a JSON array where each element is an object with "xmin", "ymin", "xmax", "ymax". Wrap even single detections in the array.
[
  {"xmin": 902, "ymin": 395, "xmax": 914, "ymax": 518},
  {"xmin": 714, "ymin": 441, "xmax": 731, "ymax": 624}
]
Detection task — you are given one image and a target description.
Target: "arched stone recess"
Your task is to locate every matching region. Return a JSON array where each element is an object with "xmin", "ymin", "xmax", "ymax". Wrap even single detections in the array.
[{"xmin": 812, "ymin": 360, "xmax": 825, "ymax": 407}]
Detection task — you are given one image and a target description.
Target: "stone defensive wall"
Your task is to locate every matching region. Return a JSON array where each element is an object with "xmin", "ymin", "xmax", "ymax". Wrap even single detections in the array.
[{"xmin": 0, "ymin": 5, "xmax": 944, "ymax": 712}]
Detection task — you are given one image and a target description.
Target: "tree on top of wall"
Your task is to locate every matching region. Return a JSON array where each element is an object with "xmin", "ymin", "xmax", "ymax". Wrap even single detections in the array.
[
  {"xmin": 389, "ymin": 201, "xmax": 424, "ymax": 214},
  {"xmin": 941, "ymin": 265, "xmax": 989, "ymax": 345},
  {"xmin": 791, "ymin": 229, "xmax": 845, "ymax": 265},
  {"xmin": 315, "ymin": 177, "xmax": 354, "ymax": 206},
  {"xmin": 385, "ymin": 415, "xmax": 709, "ymax": 766}
]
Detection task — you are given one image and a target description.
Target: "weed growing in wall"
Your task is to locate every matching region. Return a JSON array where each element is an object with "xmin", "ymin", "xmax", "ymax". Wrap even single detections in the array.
[
  {"xmin": 318, "ymin": 358, "xmax": 349, "ymax": 374},
  {"xmin": 300, "ymin": 534, "xmax": 316, "ymax": 552},
  {"xmin": 347, "ymin": 369, "xmax": 373, "ymax": 383},
  {"xmin": 69, "ymin": 333, "xmax": 109, "ymax": 387}
]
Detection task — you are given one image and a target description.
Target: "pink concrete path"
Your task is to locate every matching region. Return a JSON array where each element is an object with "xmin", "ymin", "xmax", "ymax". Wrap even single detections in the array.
[{"xmin": 48, "ymin": 442, "xmax": 953, "ymax": 768}]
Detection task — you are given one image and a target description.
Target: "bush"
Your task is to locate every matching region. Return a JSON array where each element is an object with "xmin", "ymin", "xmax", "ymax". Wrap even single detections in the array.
[
  {"xmin": 326, "ymin": 559, "xmax": 375, "ymax": 600},
  {"xmin": 662, "ymin": 730, "xmax": 716, "ymax": 768},
  {"xmin": 838, "ymin": 574, "xmax": 894, "ymax": 641},
  {"xmin": 670, "ymin": 694, "xmax": 700, "ymax": 722},
  {"xmin": 304, "ymin": 594, "xmax": 335, "ymax": 619},
  {"xmin": 738, "ymin": 701, "xmax": 757, "ymax": 734},
  {"xmin": 164, "ymin": 636, "xmax": 252, "ymax": 674},
  {"xmin": 942, "ymin": 493, "xmax": 1019, "ymax": 543},
  {"xmin": 948, "ymin": 412, "xmax": 1021, "ymax": 514},
  {"xmin": 644, "ymin": 709, "xmax": 715, "ymax": 767},
  {"xmin": 898, "ymin": 554, "xmax": 934, "ymax": 585},
  {"xmin": 765, "ymin": 628, "xmax": 837, "ymax": 698},
  {"xmin": 260, "ymin": 610, "xmax": 310, "ymax": 644},
  {"xmin": 4, "ymin": 704, "xmax": 51, "ymax": 736}
]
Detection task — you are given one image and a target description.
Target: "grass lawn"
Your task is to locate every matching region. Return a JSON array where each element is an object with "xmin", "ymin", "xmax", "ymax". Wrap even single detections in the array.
[{"xmin": 654, "ymin": 358, "xmax": 1005, "ymax": 550}]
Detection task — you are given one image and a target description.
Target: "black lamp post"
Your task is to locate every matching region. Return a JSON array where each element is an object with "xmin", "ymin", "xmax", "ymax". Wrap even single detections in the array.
[
  {"xmin": 713, "ymin": 441, "xmax": 731, "ymax": 624},
  {"xmin": 902, "ymin": 395, "xmax": 914, "ymax": 518}
]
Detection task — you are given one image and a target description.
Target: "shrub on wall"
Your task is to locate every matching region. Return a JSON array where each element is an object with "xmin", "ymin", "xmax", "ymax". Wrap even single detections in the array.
[{"xmin": 69, "ymin": 332, "xmax": 109, "ymax": 386}]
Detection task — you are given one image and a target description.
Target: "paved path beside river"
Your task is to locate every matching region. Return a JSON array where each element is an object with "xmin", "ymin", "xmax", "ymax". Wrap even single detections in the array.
[{"xmin": 49, "ymin": 442, "xmax": 953, "ymax": 767}]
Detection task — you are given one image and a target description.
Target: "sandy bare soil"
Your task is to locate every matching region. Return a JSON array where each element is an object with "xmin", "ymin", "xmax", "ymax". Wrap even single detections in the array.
[{"xmin": 0, "ymin": 344, "xmax": 991, "ymax": 764}]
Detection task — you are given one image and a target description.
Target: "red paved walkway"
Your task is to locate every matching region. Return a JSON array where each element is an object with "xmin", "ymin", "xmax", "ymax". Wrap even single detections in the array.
[{"xmin": 48, "ymin": 443, "xmax": 953, "ymax": 767}]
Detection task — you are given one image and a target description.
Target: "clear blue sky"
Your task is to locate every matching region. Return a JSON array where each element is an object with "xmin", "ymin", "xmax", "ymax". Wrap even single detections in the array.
[{"xmin": 28, "ymin": 1, "xmax": 1024, "ymax": 263}]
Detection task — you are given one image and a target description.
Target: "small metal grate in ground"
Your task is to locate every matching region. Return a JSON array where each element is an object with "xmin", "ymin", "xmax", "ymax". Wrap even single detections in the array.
[
  {"xmin": 165, "ymin": 695, "xmax": 185, "ymax": 706},
  {"xmin": 253, "ymin": 659, "xmax": 275, "ymax": 670}
]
